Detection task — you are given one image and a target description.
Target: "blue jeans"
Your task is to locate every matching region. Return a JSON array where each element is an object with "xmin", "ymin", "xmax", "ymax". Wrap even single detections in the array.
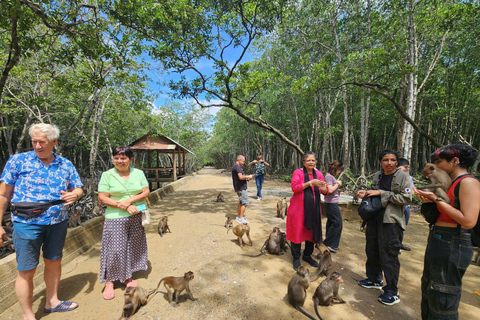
[
  {"xmin": 255, "ymin": 174, "xmax": 265, "ymax": 198},
  {"xmin": 404, "ymin": 205, "xmax": 411, "ymax": 225},
  {"xmin": 421, "ymin": 226, "xmax": 473, "ymax": 320}
]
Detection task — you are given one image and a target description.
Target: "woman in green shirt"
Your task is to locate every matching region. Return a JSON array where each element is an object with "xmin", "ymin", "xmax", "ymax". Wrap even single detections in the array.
[{"xmin": 98, "ymin": 146, "xmax": 150, "ymax": 300}]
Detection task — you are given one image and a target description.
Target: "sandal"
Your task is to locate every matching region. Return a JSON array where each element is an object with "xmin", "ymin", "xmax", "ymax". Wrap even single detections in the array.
[
  {"xmin": 125, "ymin": 278, "xmax": 138, "ymax": 288},
  {"xmin": 43, "ymin": 301, "xmax": 78, "ymax": 313},
  {"xmin": 103, "ymin": 282, "xmax": 115, "ymax": 300}
]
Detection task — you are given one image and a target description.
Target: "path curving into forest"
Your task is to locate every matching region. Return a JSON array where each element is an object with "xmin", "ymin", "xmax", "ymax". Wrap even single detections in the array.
[{"xmin": 1, "ymin": 168, "xmax": 479, "ymax": 320}]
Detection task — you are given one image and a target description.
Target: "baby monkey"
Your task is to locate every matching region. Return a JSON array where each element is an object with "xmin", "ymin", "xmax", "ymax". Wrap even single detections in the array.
[
  {"xmin": 119, "ymin": 286, "xmax": 156, "ymax": 320},
  {"xmin": 224, "ymin": 217, "xmax": 233, "ymax": 233},
  {"xmin": 158, "ymin": 216, "xmax": 171, "ymax": 237},
  {"xmin": 216, "ymin": 192, "xmax": 225, "ymax": 202},
  {"xmin": 156, "ymin": 271, "xmax": 197, "ymax": 307},
  {"xmin": 313, "ymin": 272, "xmax": 346, "ymax": 320},
  {"xmin": 232, "ymin": 223, "xmax": 252, "ymax": 248},
  {"xmin": 68, "ymin": 210, "xmax": 81, "ymax": 228}
]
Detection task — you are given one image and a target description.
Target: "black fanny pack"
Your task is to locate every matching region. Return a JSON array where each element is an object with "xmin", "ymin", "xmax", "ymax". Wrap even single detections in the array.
[
  {"xmin": 11, "ymin": 200, "xmax": 65, "ymax": 219},
  {"xmin": 358, "ymin": 195, "xmax": 382, "ymax": 221}
]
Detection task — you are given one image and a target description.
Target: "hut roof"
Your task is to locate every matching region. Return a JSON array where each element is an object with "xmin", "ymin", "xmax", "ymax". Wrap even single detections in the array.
[{"xmin": 129, "ymin": 133, "xmax": 194, "ymax": 154}]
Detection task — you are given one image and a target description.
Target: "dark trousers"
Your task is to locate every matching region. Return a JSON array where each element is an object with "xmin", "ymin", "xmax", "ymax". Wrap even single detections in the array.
[
  {"xmin": 323, "ymin": 202, "xmax": 342, "ymax": 249},
  {"xmin": 421, "ymin": 227, "xmax": 473, "ymax": 320},
  {"xmin": 365, "ymin": 212, "xmax": 403, "ymax": 296},
  {"xmin": 255, "ymin": 174, "xmax": 264, "ymax": 197},
  {"xmin": 291, "ymin": 241, "xmax": 315, "ymax": 260}
]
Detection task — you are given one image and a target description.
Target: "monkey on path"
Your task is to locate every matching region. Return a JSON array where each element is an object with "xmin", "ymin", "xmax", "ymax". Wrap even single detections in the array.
[
  {"xmin": 224, "ymin": 217, "xmax": 233, "ymax": 233},
  {"xmin": 155, "ymin": 271, "xmax": 197, "ymax": 307},
  {"xmin": 313, "ymin": 272, "xmax": 346, "ymax": 320},
  {"xmin": 277, "ymin": 197, "xmax": 288, "ymax": 219},
  {"xmin": 310, "ymin": 250, "xmax": 333, "ymax": 281},
  {"xmin": 119, "ymin": 286, "xmax": 156, "ymax": 319},
  {"xmin": 215, "ymin": 192, "xmax": 225, "ymax": 202},
  {"xmin": 232, "ymin": 223, "xmax": 252, "ymax": 248},
  {"xmin": 287, "ymin": 265, "xmax": 318, "ymax": 320},
  {"xmin": 419, "ymin": 163, "xmax": 452, "ymax": 202},
  {"xmin": 246, "ymin": 227, "xmax": 287, "ymax": 257},
  {"xmin": 158, "ymin": 216, "xmax": 171, "ymax": 237}
]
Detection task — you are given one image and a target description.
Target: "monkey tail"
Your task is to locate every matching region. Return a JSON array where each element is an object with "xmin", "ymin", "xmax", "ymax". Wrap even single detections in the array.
[
  {"xmin": 296, "ymin": 306, "xmax": 319, "ymax": 320},
  {"xmin": 314, "ymin": 298, "xmax": 324, "ymax": 320},
  {"xmin": 244, "ymin": 252, "xmax": 267, "ymax": 257},
  {"xmin": 155, "ymin": 278, "xmax": 165, "ymax": 292}
]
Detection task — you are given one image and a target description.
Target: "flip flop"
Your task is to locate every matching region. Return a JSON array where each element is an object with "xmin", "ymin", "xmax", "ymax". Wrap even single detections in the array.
[
  {"xmin": 103, "ymin": 282, "xmax": 115, "ymax": 300},
  {"xmin": 125, "ymin": 278, "xmax": 138, "ymax": 288},
  {"xmin": 43, "ymin": 301, "xmax": 78, "ymax": 313}
]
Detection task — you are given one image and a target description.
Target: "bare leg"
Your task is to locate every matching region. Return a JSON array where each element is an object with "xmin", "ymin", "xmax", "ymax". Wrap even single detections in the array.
[
  {"xmin": 44, "ymin": 258, "xmax": 77, "ymax": 309},
  {"xmin": 16, "ymin": 268, "xmax": 37, "ymax": 320},
  {"xmin": 237, "ymin": 204, "xmax": 247, "ymax": 218}
]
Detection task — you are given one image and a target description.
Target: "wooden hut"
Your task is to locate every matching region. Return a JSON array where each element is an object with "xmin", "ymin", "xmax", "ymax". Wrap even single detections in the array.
[{"xmin": 129, "ymin": 133, "xmax": 193, "ymax": 190}]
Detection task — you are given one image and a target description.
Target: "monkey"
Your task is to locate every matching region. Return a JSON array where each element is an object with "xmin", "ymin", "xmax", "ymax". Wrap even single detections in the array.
[
  {"xmin": 68, "ymin": 210, "xmax": 81, "ymax": 228},
  {"xmin": 155, "ymin": 271, "xmax": 197, "ymax": 307},
  {"xmin": 119, "ymin": 286, "xmax": 157, "ymax": 320},
  {"xmin": 215, "ymin": 192, "xmax": 225, "ymax": 202},
  {"xmin": 232, "ymin": 223, "xmax": 252, "ymax": 248},
  {"xmin": 313, "ymin": 272, "xmax": 346, "ymax": 320},
  {"xmin": 279, "ymin": 230, "xmax": 289, "ymax": 252},
  {"xmin": 224, "ymin": 217, "xmax": 233, "ymax": 233},
  {"xmin": 287, "ymin": 265, "xmax": 318, "ymax": 320},
  {"xmin": 419, "ymin": 163, "xmax": 452, "ymax": 202},
  {"xmin": 158, "ymin": 216, "xmax": 171, "ymax": 237},
  {"xmin": 246, "ymin": 227, "xmax": 287, "ymax": 257},
  {"xmin": 92, "ymin": 203, "xmax": 105, "ymax": 216},
  {"xmin": 310, "ymin": 250, "xmax": 333, "ymax": 281},
  {"xmin": 277, "ymin": 197, "xmax": 288, "ymax": 219}
]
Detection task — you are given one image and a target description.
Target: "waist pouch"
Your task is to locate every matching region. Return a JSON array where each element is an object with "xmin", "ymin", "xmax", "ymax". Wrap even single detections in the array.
[{"xmin": 11, "ymin": 200, "xmax": 65, "ymax": 219}]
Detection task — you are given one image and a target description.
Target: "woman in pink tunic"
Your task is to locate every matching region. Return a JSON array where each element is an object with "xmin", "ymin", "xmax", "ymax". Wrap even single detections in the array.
[{"xmin": 286, "ymin": 152, "xmax": 328, "ymax": 270}]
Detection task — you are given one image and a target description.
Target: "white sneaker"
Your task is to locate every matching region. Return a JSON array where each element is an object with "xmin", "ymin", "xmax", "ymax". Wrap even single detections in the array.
[
  {"xmin": 236, "ymin": 216, "xmax": 243, "ymax": 224},
  {"xmin": 257, "ymin": 197, "xmax": 262, "ymax": 200},
  {"xmin": 242, "ymin": 217, "xmax": 249, "ymax": 224}
]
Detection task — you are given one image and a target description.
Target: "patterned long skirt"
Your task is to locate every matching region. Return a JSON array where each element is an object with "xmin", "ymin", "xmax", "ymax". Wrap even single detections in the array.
[{"xmin": 99, "ymin": 213, "xmax": 148, "ymax": 283}]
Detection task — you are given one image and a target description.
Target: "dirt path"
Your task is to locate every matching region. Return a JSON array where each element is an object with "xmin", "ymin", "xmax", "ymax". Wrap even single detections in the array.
[{"xmin": 2, "ymin": 168, "xmax": 479, "ymax": 320}]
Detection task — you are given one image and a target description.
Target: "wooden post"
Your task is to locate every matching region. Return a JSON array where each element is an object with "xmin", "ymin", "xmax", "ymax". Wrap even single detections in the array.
[{"xmin": 172, "ymin": 149, "xmax": 177, "ymax": 181}]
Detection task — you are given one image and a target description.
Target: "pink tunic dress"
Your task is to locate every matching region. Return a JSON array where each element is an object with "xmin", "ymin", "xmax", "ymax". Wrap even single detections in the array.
[{"xmin": 286, "ymin": 168, "xmax": 325, "ymax": 244}]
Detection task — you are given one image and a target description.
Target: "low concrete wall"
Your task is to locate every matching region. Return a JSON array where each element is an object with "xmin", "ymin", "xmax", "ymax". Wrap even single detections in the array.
[{"xmin": 0, "ymin": 173, "xmax": 195, "ymax": 315}]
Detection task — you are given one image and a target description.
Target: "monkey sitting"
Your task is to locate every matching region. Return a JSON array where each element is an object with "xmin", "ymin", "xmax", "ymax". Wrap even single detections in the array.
[
  {"xmin": 155, "ymin": 271, "xmax": 197, "ymax": 307},
  {"xmin": 287, "ymin": 265, "xmax": 317, "ymax": 320},
  {"xmin": 313, "ymin": 272, "xmax": 346, "ymax": 320},
  {"xmin": 419, "ymin": 163, "xmax": 452, "ymax": 202},
  {"xmin": 68, "ymin": 210, "xmax": 81, "ymax": 228},
  {"xmin": 215, "ymin": 192, "xmax": 225, "ymax": 202},
  {"xmin": 310, "ymin": 250, "xmax": 333, "ymax": 281},
  {"xmin": 247, "ymin": 227, "xmax": 288, "ymax": 257},
  {"xmin": 119, "ymin": 286, "xmax": 156, "ymax": 319},
  {"xmin": 158, "ymin": 216, "xmax": 171, "ymax": 237},
  {"xmin": 92, "ymin": 203, "xmax": 105, "ymax": 216},
  {"xmin": 276, "ymin": 197, "xmax": 288, "ymax": 219},
  {"xmin": 224, "ymin": 217, "xmax": 233, "ymax": 233},
  {"xmin": 232, "ymin": 223, "xmax": 252, "ymax": 248}
]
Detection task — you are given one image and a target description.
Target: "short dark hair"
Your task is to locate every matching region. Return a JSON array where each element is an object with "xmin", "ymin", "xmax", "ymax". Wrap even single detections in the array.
[
  {"xmin": 430, "ymin": 143, "xmax": 478, "ymax": 169},
  {"xmin": 397, "ymin": 158, "xmax": 409, "ymax": 166},
  {"xmin": 327, "ymin": 160, "xmax": 343, "ymax": 175},
  {"xmin": 113, "ymin": 146, "xmax": 134, "ymax": 159},
  {"xmin": 378, "ymin": 149, "xmax": 398, "ymax": 162}
]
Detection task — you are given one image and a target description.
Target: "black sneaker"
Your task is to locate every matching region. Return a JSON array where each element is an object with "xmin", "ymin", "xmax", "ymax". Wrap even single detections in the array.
[
  {"xmin": 358, "ymin": 279, "xmax": 383, "ymax": 289},
  {"xmin": 400, "ymin": 244, "xmax": 411, "ymax": 251},
  {"xmin": 293, "ymin": 259, "xmax": 301, "ymax": 270},
  {"xmin": 378, "ymin": 293, "xmax": 400, "ymax": 305},
  {"xmin": 302, "ymin": 255, "xmax": 319, "ymax": 267}
]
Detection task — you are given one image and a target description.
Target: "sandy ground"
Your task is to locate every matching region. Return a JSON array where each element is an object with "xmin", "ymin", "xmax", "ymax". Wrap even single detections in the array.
[{"xmin": 1, "ymin": 168, "xmax": 480, "ymax": 320}]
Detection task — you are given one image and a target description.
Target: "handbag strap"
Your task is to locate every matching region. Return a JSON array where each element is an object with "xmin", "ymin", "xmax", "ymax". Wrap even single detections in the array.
[{"xmin": 108, "ymin": 170, "xmax": 133, "ymax": 198}]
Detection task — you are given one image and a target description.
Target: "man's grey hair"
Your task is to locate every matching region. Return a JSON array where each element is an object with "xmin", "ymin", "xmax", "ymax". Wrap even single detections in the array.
[
  {"xmin": 29, "ymin": 123, "xmax": 60, "ymax": 141},
  {"xmin": 236, "ymin": 155, "xmax": 245, "ymax": 161}
]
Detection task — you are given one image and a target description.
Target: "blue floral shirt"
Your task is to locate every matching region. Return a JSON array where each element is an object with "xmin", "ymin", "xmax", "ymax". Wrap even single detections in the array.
[{"xmin": 1, "ymin": 151, "xmax": 83, "ymax": 225}]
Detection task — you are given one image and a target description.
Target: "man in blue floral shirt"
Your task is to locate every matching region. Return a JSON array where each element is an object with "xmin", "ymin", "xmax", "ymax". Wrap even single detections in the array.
[{"xmin": 0, "ymin": 123, "xmax": 83, "ymax": 319}]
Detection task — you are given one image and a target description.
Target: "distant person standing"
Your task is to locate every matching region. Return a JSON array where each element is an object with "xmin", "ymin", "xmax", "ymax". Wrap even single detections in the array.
[
  {"xmin": 397, "ymin": 158, "xmax": 414, "ymax": 251},
  {"xmin": 248, "ymin": 153, "xmax": 270, "ymax": 200},
  {"xmin": 232, "ymin": 155, "xmax": 254, "ymax": 224},
  {"xmin": 323, "ymin": 160, "xmax": 344, "ymax": 253}
]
